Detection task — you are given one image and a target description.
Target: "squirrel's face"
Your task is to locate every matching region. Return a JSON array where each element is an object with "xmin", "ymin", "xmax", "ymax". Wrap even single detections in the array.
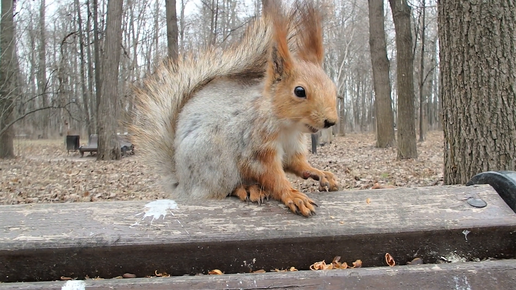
[{"xmin": 272, "ymin": 60, "xmax": 338, "ymax": 134}]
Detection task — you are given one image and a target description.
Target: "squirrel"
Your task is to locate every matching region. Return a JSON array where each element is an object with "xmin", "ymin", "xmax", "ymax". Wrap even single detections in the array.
[{"xmin": 133, "ymin": 1, "xmax": 339, "ymax": 217}]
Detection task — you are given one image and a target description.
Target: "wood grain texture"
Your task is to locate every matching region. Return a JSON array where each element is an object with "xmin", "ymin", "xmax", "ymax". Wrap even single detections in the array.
[
  {"xmin": 1, "ymin": 185, "xmax": 515, "ymax": 283},
  {"xmin": 2, "ymin": 259, "xmax": 516, "ymax": 290}
]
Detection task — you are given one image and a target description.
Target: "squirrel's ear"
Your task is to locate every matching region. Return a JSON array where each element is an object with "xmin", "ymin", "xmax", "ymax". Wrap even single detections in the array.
[
  {"xmin": 295, "ymin": 2, "xmax": 324, "ymax": 65},
  {"xmin": 270, "ymin": 40, "xmax": 293, "ymax": 81},
  {"xmin": 267, "ymin": 2, "xmax": 293, "ymax": 81}
]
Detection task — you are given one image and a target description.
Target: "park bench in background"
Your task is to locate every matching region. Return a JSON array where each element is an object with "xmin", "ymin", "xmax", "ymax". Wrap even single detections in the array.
[
  {"xmin": 78, "ymin": 134, "xmax": 98, "ymax": 157},
  {"xmin": 1, "ymin": 180, "xmax": 515, "ymax": 289},
  {"xmin": 79, "ymin": 134, "xmax": 134, "ymax": 157}
]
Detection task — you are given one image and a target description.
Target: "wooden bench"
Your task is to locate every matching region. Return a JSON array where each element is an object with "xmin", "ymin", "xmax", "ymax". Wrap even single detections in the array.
[
  {"xmin": 79, "ymin": 135, "xmax": 134, "ymax": 157},
  {"xmin": 78, "ymin": 134, "xmax": 98, "ymax": 157},
  {"xmin": 1, "ymin": 185, "xmax": 515, "ymax": 289}
]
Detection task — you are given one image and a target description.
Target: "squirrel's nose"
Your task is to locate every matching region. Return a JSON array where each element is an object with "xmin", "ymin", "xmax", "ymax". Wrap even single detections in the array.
[{"xmin": 323, "ymin": 120, "xmax": 335, "ymax": 128}]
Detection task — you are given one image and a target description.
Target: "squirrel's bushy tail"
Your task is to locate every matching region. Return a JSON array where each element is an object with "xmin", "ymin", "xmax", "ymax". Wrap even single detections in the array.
[{"xmin": 132, "ymin": 15, "xmax": 277, "ymax": 185}]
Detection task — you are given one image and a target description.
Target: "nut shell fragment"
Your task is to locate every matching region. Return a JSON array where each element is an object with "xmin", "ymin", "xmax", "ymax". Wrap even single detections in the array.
[
  {"xmin": 407, "ymin": 257, "xmax": 423, "ymax": 265},
  {"xmin": 310, "ymin": 256, "xmax": 357, "ymax": 270},
  {"xmin": 208, "ymin": 269, "xmax": 224, "ymax": 275},
  {"xmin": 252, "ymin": 269, "xmax": 266, "ymax": 273},
  {"xmin": 352, "ymin": 260, "xmax": 362, "ymax": 268},
  {"xmin": 385, "ymin": 253, "xmax": 396, "ymax": 267}
]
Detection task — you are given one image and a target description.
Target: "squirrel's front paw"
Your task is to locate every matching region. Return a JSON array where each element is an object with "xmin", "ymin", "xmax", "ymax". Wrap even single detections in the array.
[
  {"xmin": 320, "ymin": 170, "xmax": 339, "ymax": 192},
  {"xmin": 281, "ymin": 189, "xmax": 317, "ymax": 217},
  {"xmin": 302, "ymin": 170, "xmax": 339, "ymax": 192}
]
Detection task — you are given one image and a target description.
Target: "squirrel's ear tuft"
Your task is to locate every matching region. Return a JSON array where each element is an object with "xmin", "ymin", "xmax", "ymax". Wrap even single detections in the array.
[
  {"xmin": 295, "ymin": 1, "xmax": 324, "ymax": 65},
  {"xmin": 265, "ymin": 0, "xmax": 293, "ymax": 81}
]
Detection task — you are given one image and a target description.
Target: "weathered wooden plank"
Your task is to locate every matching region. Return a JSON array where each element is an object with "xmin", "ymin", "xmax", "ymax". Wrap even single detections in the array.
[
  {"xmin": 0, "ymin": 185, "xmax": 515, "ymax": 283},
  {"xmin": 1, "ymin": 259, "xmax": 516, "ymax": 290}
]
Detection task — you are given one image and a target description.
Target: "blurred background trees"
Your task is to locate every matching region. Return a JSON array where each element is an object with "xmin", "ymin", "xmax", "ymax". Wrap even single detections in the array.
[{"xmin": 1, "ymin": 0, "xmax": 441, "ymax": 160}]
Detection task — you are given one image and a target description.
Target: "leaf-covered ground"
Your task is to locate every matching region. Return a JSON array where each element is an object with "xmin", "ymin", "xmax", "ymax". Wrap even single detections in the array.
[{"xmin": 0, "ymin": 131, "xmax": 443, "ymax": 205}]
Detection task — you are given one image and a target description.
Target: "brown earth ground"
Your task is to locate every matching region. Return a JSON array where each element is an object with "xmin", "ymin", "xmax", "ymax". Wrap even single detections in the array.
[{"xmin": 0, "ymin": 131, "xmax": 444, "ymax": 205}]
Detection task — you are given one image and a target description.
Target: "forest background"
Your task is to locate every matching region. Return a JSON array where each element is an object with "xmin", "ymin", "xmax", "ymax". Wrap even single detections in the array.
[{"xmin": 0, "ymin": 0, "xmax": 514, "ymax": 199}]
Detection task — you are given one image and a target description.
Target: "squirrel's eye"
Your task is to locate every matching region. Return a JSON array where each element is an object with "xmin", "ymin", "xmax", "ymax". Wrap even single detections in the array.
[{"xmin": 294, "ymin": 86, "xmax": 306, "ymax": 98}]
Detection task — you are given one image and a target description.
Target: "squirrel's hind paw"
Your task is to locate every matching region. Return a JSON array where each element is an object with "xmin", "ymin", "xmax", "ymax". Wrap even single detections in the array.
[
  {"xmin": 232, "ymin": 185, "xmax": 270, "ymax": 205},
  {"xmin": 232, "ymin": 185, "xmax": 317, "ymax": 217}
]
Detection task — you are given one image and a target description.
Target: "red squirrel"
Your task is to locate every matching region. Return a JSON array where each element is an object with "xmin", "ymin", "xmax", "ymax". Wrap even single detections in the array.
[{"xmin": 133, "ymin": 1, "xmax": 339, "ymax": 216}]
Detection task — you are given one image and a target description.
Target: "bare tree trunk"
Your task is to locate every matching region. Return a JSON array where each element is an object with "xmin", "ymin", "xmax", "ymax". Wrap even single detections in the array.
[
  {"xmin": 418, "ymin": 0, "xmax": 426, "ymax": 142},
  {"xmin": 38, "ymin": 0, "xmax": 49, "ymax": 138},
  {"xmin": 368, "ymin": 0, "xmax": 395, "ymax": 148},
  {"xmin": 353, "ymin": 76, "xmax": 360, "ymax": 131},
  {"xmin": 389, "ymin": 0, "xmax": 417, "ymax": 159},
  {"xmin": 28, "ymin": 20, "xmax": 37, "ymax": 132},
  {"xmin": 206, "ymin": 0, "xmax": 219, "ymax": 45},
  {"xmin": 93, "ymin": 0, "xmax": 102, "ymax": 121},
  {"xmin": 440, "ymin": 0, "xmax": 516, "ymax": 184},
  {"xmin": 430, "ymin": 36, "xmax": 439, "ymax": 130},
  {"xmin": 179, "ymin": 0, "xmax": 188, "ymax": 53},
  {"xmin": 75, "ymin": 0, "xmax": 92, "ymax": 136},
  {"xmin": 166, "ymin": 0, "xmax": 178, "ymax": 60},
  {"xmin": 153, "ymin": 0, "xmax": 160, "ymax": 66},
  {"xmin": 97, "ymin": 0, "xmax": 123, "ymax": 160},
  {"xmin": 360, "ymin": 78, "xmax": 367, "ymax": 132},
  {"xmin": 86, "ymin": 0, "xmax": 97, "ymax": 134},
  {"xmin": 0, "ymin": 0, "xmax": 16, "ymax": 158}
]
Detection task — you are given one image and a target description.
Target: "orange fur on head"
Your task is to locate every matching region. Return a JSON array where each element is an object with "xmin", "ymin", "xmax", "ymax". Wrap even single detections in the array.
[{"xmin": 262, "ymin": 0, "xmax": 338, "ymax": 132}]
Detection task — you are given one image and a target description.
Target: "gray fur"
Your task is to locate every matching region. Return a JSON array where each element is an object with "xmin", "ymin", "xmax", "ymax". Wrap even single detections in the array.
[{"xmin": 173, "ymin": 77, "xmax": 306, "ymax": 200}]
